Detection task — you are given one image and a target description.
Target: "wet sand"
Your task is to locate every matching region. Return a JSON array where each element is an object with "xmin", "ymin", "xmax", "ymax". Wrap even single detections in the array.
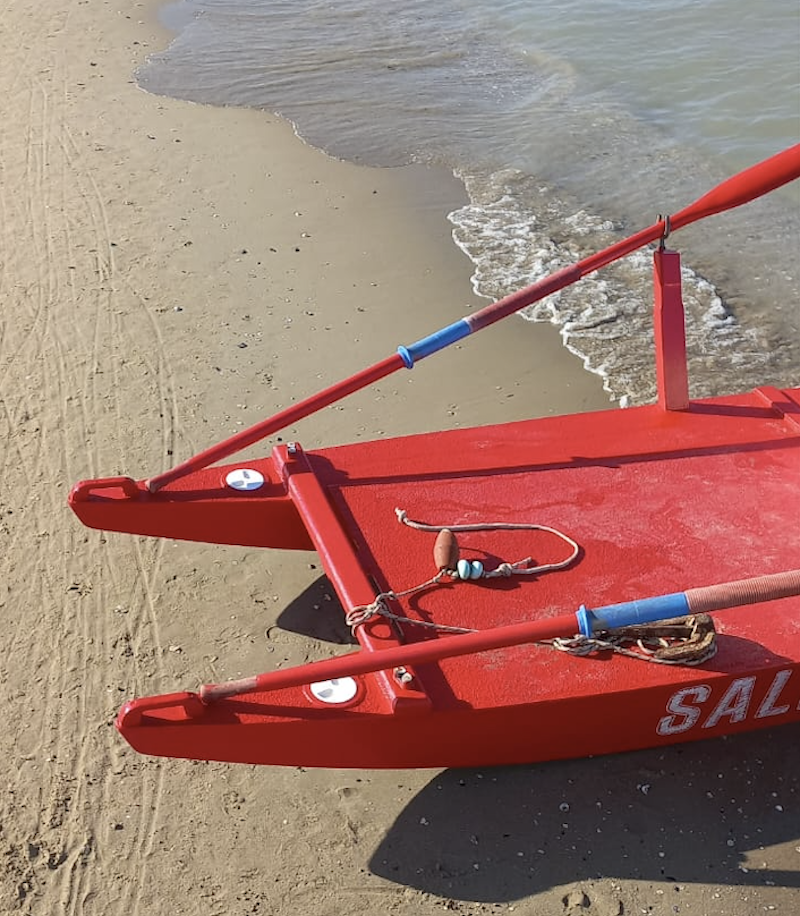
[{"xmin": 1, "ymin": 2, "xmax": 797, "ymax": 915}]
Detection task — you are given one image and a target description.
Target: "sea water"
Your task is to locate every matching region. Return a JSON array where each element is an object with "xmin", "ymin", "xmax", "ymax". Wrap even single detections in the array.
[{"xmin": 141, "ymin": 0, "xmax": 800, "ymax": 404}]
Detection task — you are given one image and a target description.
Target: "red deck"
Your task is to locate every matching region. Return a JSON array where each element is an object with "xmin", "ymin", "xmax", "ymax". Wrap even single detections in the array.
[{"xmin": 98, "ymin": 385, "xmax": 800, "ymax": 767}]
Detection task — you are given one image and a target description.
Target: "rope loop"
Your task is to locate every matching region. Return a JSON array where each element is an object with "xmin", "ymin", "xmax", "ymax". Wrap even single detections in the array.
[
  {"xmin": 346, "ymin": 509, "xmax": 580, "ymax": 637},
  {"xmin": 395, "ymin": 508, "xmax": 580, "ymax": 577},
  {"xmin": 344, "ymin": 510, "xmax": 716, "ymax": 666}
]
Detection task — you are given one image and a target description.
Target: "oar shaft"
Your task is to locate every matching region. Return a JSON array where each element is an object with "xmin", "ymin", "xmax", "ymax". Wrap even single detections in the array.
[
  {"xmin": 146, "ymin": 353, "xmax": 405, "ymax": 491},
  {"xmin": 148, "ymin": 145, "xmax": 800, "ymax": 491},
  {"xmin": 200, "ymin": 569, "xmax": 800, "ymax": 702},
  {"xmin": 435, "ymin": 225, "xmax": 660, "ymax": 341},
  {"xmin": 200, "ymin": 611, "xmax": 578, "ymax": 701},
  {"xmin": 402, "ymin": 145, "xmax": 800, "ymax": 351}
]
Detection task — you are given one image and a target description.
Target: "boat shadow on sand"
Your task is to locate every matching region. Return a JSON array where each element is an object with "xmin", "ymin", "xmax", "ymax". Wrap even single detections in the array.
[
  {"xmin": 277, "ymin": 577, "xmax": 800, "ymax": 900},
  {"xmin": 368, "ymin": 726, "xmax": 800, "ymax": 901},
  {"xmin": 276, "ymin": 574, "xmax": 357, "ymax": 645}
]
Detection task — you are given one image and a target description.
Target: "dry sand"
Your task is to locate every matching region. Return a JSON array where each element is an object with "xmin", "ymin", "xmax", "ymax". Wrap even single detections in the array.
[{"xmin": 1, "ymin": 2, "xmax": 798, "ymax": 914}]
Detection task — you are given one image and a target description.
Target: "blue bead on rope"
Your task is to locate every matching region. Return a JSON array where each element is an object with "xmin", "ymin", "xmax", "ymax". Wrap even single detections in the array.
[{"xmin": 456, "ymin": 559, "xmax": 484, "ymax": 580}]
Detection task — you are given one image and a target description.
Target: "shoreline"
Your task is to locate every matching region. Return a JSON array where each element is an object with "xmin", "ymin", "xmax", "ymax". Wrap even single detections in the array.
[
  {"xmin": 134, "ymin": 1, "xmax": 612, "ymax": 451},
  {"xmin": 134, "ymin": 0, "xmax": 800, "ymax": 410}
]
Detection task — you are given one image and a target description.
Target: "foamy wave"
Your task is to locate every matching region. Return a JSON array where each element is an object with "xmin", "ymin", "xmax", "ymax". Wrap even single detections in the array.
[{"xmin": 449, "ymin": 169, "xmax": 769, "ymax": 406}]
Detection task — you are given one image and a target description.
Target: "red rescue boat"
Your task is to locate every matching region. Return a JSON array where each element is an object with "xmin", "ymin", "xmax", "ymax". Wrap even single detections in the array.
[{"xmin": 70, "ymin": 145, "xmax": 800, "ymax": 769}]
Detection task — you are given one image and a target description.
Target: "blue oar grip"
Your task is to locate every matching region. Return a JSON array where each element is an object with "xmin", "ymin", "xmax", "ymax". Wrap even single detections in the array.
[
  {"xmin": 577, "ymin": 592, "xmax": 690, "ymax": 636},
  {"xmin": 398, "ymin": 319, "xmax": 472, "ymax": 368}
]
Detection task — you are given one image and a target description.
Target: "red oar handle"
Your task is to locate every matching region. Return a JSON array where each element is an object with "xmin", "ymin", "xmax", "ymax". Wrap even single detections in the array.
[{"xmin": 685, "ymin": 569, "xmax": 800, "ymax": 614}]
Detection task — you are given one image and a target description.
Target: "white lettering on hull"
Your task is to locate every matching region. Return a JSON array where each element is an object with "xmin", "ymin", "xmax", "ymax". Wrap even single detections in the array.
[
  {"xmin": 701, "ymin": 677, "xmax": 755, "ymax": 729},
  {"xmin": 657, "ymin": 668, "xmax": 797, "ymax": 737},
  {"xmin": 756, "ymin": 669, "xmax": 792, "ymax": 719},
  {"xmin": 657, "ymin": 685, "xmax": 712, "ymax": 736}
]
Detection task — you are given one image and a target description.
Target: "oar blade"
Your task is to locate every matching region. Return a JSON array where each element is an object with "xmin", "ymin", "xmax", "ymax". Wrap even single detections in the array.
[{"xmin": 671, "ymin": 143, "xmax": 800, "ymax": 231}]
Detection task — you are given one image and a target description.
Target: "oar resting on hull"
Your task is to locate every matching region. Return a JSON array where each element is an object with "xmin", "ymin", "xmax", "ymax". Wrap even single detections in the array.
[
  {"xmin": 198, "ymin": 570, "xmax": 800, "ymax": 700},
  {"xmin": 115, "ymin": 571, "xmax": 800, "ymax": 769},
  {"xmin": 69, "ymin": 143, "xmax": 800, "ymax": 517}
]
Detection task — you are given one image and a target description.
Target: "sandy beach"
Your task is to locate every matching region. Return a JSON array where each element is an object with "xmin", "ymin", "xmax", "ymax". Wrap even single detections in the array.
[{"xmin": 1, "ymin": 2, "xmax": 798, "ymax": 915}]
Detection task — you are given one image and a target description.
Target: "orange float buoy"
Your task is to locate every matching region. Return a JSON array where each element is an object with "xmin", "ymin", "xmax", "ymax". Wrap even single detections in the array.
[{"xmin": 433, "ymin": 528, "xmax": 460, "ymax": 571}]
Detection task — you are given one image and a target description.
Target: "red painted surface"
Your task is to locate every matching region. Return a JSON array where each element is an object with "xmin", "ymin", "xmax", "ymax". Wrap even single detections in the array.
[
  {"xmin": 117, "ymin": 667, "xmax": 800, "ymax": 768},
  {"xmin": 69, "ymin": 146, "xmax": 800, "ymax": 768},
  {"xmin": 653, "ymin": 248, "xmax": 689, "ymax": 410},
  {"xmin": 69, "ymin": 459, "xmax": 313, "ymax": 550},
  {"xmin": 110, "ymin": 383, "xmax": 800, "ymax": 767}
]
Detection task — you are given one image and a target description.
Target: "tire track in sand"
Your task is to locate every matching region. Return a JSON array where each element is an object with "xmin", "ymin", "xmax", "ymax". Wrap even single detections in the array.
[{"xmin": 0, "ymin": 41, "xmax": 180, "ymax": 914}]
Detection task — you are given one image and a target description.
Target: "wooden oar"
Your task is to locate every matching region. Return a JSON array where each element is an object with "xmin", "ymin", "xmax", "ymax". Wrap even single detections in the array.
[
  {"xmin": 147, "ymin": 143, "xmax": 800, "ymax": 492},
  {"xmin": 199, "ymin": 569, "xmax": 800, "ymax": 701}
]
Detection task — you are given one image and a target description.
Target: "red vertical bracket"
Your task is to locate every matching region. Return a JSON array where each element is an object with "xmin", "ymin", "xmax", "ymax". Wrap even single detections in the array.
[{"xmin": 653, "ymin": 247, "xmax": 689, "ymax": 410}]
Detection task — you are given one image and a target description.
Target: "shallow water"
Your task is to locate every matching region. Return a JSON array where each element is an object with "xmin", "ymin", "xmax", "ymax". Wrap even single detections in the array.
[{"xmin": 143, "ymin": 0, "xmax": 800, "ymax": 404}]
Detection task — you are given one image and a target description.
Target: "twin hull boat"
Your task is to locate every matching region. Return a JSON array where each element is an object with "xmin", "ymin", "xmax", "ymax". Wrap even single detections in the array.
[{"xmin": 70, "ymin": 145, "xmax": 800, "ymax": 769}]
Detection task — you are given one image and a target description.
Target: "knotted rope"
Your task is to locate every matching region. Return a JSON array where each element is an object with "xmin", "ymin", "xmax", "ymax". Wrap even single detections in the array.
[
  {"xmin": 394, "ymin": 508, "xmax": 580, "ymax": 577},
  {"xmin": 346, "ymin": 508, "xmax": 579, "ymax": 631},
  {"xmin": 344, "ymin": 509, "xmax": 717, "ymax": 665}
]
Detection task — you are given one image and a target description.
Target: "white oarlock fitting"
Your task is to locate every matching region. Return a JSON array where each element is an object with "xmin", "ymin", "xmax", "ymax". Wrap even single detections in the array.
[
  {"xmin": 225, "ymin": 468, "xmax": 265, "ymax": 491},
  {"xmin": 309, "ymin": 677, "xmax": 359, "ymax": 704}
]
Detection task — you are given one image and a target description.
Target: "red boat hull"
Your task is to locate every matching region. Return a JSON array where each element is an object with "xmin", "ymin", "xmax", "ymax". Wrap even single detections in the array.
[
  {"xmin": 71, "ymin": 385, "xmax": 800, "ymax": 767},
  {"xmin": 116, "ymin": 662, "xmax": 800, "ymax": 769}
]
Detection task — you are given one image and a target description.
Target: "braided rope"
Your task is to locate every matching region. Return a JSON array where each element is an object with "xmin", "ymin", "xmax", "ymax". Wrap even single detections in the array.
[{"xmin": 546, "ymin": 631, "xmax": 717, "ymax": 666}]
